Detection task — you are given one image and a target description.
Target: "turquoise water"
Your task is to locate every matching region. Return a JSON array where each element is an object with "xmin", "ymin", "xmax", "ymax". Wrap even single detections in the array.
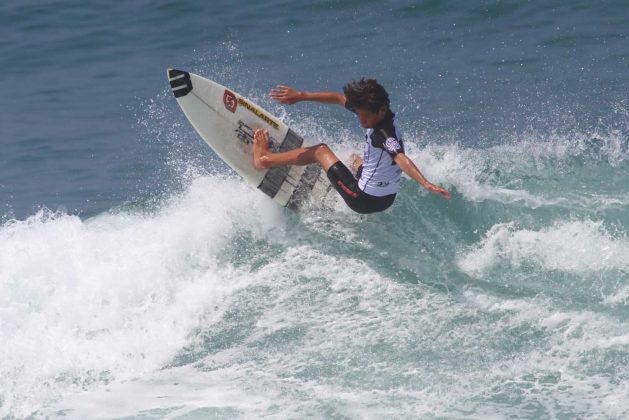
[{"xmin": 1, "ymin": 1, "xmax": 628, "ymax": 418}]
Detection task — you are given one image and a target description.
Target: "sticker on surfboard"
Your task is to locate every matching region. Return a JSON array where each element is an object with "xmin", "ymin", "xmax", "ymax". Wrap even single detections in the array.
[{"xmin": 223, "ymin": 90, "xmax": 237, "ymax": 113}]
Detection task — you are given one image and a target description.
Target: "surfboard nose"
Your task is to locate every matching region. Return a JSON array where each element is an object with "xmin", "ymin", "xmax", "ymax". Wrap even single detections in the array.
[{"xmin": 167, "ymin": 68, "xmax": 192, "ymax": 98}]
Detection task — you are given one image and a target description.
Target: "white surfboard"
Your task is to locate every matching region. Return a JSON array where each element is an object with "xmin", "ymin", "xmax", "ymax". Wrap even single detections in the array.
[{"xmin": 167, "ymin": 69, "xmax": 332, "ymax": 210}]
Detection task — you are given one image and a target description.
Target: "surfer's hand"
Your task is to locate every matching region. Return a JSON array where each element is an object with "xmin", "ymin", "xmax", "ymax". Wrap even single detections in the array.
[
  {"xmin": 270, "ymin": 85, "xmax": 302, "ymax": 105},
  {"xmin": 427, "ymin": 184, "xmax": 451, "ymax": 200}
]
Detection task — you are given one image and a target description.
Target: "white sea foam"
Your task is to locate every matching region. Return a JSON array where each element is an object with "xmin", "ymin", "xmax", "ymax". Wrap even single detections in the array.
[
  {"xmin": 402, "ymin": 130, "xmax": 628, "ymax": 210},
  {"xmin": 41, "ymin": 250, "xmax": 629, "ymax": 419},
  {"xmin": 0, "ymin": 175, "xmax": 283, "ymax": 417},
  {"xmin": 40, "ymin": 243, "xmax": 405, "ymax": 418},
  {"xmin": 3, "ymin": 105, "xmax": 628, "ymax": 417},
  {"xmin": 457, "ymin": 220, "xmax": 629, "ymax": 277},
  {"xmin": 460, "ymin": 290, "xmax": 629, "ymax": 419},
  {"xmin": 604, "ymin": 285, "xmax": 629, "ymax": 306}
]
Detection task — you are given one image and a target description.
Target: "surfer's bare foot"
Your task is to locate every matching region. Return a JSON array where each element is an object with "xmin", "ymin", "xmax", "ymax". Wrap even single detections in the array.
[
  {"xmin": 349, "ymin": 153, "xmax": 363, "ymax": 174},
  {"xmin": 253, "ymin": 129, "xmax": 271, "ymax": 170}
]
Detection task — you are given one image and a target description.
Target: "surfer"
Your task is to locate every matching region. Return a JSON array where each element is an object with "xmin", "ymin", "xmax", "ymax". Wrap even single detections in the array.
[{"xmin": 253, "ymin": 78, "xmax": 451, "ymax": 213}]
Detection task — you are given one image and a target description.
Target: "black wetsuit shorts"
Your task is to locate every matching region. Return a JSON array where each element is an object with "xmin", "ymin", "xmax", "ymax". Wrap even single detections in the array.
[{"xmin": 326, "ymin": 162, "xmax": 396, "ymax": 214}]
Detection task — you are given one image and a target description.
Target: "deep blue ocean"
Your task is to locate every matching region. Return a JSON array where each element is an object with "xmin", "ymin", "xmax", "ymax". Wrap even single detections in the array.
[{"xmin": 1, "ymin": 1, "xmax": 628, "ymax": 418}]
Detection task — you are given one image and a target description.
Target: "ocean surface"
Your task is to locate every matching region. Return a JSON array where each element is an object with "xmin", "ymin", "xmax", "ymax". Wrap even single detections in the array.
[{"xmin": 1, "ymin": 0, "xmax": 628, "ymax": 418}]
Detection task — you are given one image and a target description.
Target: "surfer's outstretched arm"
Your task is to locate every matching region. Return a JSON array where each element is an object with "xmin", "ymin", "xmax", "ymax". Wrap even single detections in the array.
[
  {"xmin": 271, "ymin": 85, "xmax": 346, "ymax": 107},
  {"xmin": 394, "ymin": 153, "xmax": 451, "ymax": 200}
]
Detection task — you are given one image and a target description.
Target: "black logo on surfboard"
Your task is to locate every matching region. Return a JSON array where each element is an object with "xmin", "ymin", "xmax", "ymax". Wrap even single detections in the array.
[{"xmin": 168, "ymin": 69, "xmax": 192, "ymax": 98}]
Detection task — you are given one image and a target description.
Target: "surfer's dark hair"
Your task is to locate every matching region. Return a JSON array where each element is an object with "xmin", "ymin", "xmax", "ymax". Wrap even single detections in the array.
[{"xmin": 343, "ymin": 78, "xmax": 390, "ymax": 112}]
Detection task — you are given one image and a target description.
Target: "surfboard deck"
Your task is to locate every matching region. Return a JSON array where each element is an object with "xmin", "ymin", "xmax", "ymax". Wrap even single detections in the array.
[{"xmin": 167, "ymin": 69, "xmax": 332, "ymax": 210}]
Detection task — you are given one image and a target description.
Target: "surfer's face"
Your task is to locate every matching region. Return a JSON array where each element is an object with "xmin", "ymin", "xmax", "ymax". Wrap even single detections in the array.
[{"xmin": 355, "ymin": 106, "xmax": 388, "ymax": 128}]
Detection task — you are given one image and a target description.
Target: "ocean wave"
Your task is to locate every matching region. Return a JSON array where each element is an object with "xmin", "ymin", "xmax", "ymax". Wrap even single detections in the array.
[
  {"xmin": 0, "ymin": 176, "xmax": 282, "ymax": 417},
  {"xmin": 456, "ymin": 219, "xmax": 629, "ymax": 277},
  {"xmin": 402, "ymin": 130, "xmax": 628, "ymax": 210}
]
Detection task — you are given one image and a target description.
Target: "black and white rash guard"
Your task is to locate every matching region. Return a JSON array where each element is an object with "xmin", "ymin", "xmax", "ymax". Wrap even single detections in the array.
[{"xmin": 358, "ymin": 111, "xmax": 404, "ymax": 196}]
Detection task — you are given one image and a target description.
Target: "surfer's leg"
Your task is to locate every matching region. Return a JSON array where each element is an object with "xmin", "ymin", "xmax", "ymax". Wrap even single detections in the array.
[{"xmin": 253, "ymin": 129, "xmax": 339, "ymax": 171}]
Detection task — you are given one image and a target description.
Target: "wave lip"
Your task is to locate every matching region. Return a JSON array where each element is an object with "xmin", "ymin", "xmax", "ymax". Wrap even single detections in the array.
[{"xmin": 457, "ymin": 220, "xmax": 629, "ymax": 277}]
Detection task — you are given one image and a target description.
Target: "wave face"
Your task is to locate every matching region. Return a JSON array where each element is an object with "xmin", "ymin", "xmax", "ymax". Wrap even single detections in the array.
[
  {"xmin": 1, "ymin": 0, "xmax": 628, "ymax": 418},
  {"xmin": 2, "ymin": 130, "xmax": 628, "ymax": 418}
]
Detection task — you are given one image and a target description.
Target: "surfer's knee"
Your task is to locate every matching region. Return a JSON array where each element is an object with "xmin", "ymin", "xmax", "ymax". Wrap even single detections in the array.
[
  {"xmin": 312, "ymin": 143, "xmax": 341, "ymax": 170},
  {"xmin": 313, "ymin": 143, "xmax": 332, "ymax": 157}
]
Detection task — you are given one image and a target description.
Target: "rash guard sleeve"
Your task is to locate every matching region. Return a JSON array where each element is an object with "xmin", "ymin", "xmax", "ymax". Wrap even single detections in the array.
[{"xmin": 371, "ymin": 128, "xmax": 404, "ymax": 158}]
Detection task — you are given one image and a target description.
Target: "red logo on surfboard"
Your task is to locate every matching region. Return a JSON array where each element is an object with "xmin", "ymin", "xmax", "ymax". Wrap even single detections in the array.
[{"xmin": 223, "ymin": 89, "xmax": 237, "ymax": 113}]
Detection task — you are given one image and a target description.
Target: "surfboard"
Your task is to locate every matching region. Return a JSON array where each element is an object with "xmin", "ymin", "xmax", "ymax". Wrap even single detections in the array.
[{"xmin": 167, "ymin": 69, "xmax": 332, "ymax": 210}]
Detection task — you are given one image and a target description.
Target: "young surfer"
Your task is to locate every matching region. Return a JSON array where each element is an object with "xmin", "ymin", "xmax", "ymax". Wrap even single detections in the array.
[{"xmin": 253, "ymin": 78, "xmax": 451, "ymax": 213}]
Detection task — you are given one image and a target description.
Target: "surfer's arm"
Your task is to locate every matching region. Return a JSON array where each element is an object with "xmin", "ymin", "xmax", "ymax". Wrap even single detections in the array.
[
  {"xmin": 271, "ymin": 85, "xmax": 346, "ymax": 106},
  {"xmin": 394, "ymin": 153, "xmax": 451, "ymax": 200}
]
